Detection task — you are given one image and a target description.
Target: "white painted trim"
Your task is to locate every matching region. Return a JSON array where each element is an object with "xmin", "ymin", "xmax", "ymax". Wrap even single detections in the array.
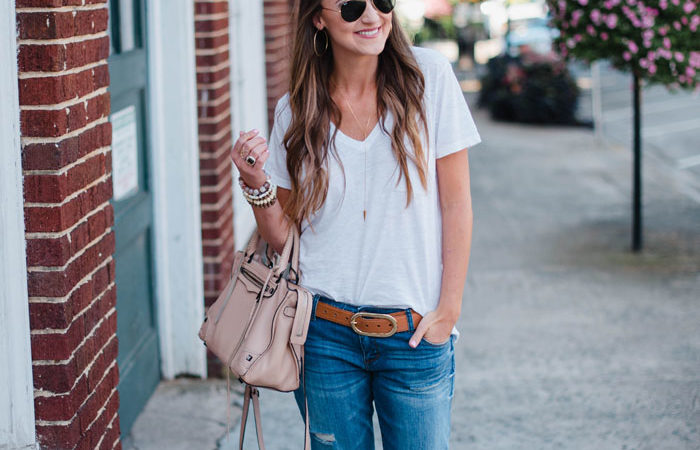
[
  {"xmin": 229, "ymin": 0, "xmax": 269, "ymax": 250},
  {"xmin": 0, "ymin": 2, "xmax": 38, "ymax": 448},
  {"xmin": 147, "ymin": 0, "xmax": 207, "ymax": 379}
]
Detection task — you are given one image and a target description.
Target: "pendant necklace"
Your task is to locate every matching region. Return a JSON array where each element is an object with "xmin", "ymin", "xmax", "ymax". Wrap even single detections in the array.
[{"xmin": 339, "ymin": 90, "xmax": 372, "ymax": 222}]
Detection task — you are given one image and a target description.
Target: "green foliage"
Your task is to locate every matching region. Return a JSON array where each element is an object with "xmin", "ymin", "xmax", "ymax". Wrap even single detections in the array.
[
  {"xmin": 478, "ymin": 52, "xmax": 582, "ymax": 124},
  {"xmin": 414, "ymin": 17, "xmax": 458, "ymax": 44}
]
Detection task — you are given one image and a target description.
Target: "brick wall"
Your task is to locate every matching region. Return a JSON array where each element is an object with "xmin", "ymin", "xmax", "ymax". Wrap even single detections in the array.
[
  {"xmin": 195, "ymin": 0, "xmax": 235, "ymax": 378},
  {"xmin": 16, "ymin": 1, "xmax": 120, "ymax": 449},
  {"xmin": 263, "ymin": 0, "xmax": 295, "ymax": 129}
]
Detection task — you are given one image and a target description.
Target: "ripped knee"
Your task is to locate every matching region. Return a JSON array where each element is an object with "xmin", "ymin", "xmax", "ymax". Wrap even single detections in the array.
[{"xmin": 311, "ymin": 431, "xmax": 336, "ymax": 445}]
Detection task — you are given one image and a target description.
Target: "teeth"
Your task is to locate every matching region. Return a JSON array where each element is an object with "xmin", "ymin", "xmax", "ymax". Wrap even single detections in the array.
[{"xmin": 357, "ymin": 27, "xmax": 379, "ymax": 36}]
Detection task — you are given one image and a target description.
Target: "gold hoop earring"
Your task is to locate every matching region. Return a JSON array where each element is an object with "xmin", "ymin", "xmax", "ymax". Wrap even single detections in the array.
[{"xmin": 313, "ymin": 28, "xmax": 328, "ymax": 57}]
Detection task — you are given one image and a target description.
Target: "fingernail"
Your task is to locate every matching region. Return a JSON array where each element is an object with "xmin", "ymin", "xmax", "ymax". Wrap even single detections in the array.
[
  {"xmin": 252, "ymin": 128, "xmax": 259, "ymax": 133},
  {"xmin": 409, "ymin": 340, "xmax": 416, "ymax": 347}
]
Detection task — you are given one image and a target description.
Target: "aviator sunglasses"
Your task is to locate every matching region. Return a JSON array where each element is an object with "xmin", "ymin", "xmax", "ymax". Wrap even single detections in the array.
[{"xmin": 321, "ymin": 0, "xmax": 396, "ymax": 22}]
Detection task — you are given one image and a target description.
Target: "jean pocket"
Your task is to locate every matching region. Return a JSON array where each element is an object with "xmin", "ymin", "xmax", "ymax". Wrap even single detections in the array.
[{"xmin": 420, "ymin": 334, "xmax": 453, "ymax": 348}]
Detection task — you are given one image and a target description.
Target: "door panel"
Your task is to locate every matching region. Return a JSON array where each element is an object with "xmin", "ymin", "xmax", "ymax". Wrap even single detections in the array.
[{"xmin": 107, "ymin": 0, "xmax": 161, "ymax": 437}]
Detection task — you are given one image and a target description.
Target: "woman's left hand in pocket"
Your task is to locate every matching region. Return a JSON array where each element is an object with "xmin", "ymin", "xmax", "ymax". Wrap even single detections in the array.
[{"xmin": 408, "ymin": 309, "xmax": 456, "ymax": 348}]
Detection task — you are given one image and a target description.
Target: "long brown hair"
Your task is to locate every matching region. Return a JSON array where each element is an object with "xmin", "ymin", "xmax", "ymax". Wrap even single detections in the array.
[{"xmin": 282, "ymin": 0, "xmax": 429, "ymax": 229}]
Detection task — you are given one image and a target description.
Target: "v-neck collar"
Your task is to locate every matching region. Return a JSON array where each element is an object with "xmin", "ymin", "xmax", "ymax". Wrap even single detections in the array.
[{"xmin": 330, "ymin": 120, "xmax": 382, "ymax": 151}]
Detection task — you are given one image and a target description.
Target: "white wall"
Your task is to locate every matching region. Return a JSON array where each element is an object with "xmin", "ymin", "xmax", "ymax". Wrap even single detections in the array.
[
  {"xmin": 147, "ymin": 0, "xmax": 207, "ymax": 379},
  {"xmin": 229, "ymin": 0, "xmax": 270, "ymax": 250},
  {"xmin": 0, "ymin": 1, "xmax": 38, "ymax": 448}
]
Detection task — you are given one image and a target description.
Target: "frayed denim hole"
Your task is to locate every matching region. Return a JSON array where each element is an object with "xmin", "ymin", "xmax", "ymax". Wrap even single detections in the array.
[{"xmin": 312, "ymin": 432, "xmax": 336, "ymax": 445}]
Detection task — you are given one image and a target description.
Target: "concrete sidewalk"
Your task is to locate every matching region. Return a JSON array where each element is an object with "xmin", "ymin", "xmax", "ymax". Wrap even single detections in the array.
[{"xmin": 124, "ymin": 99, "xmax": 700, "ymax": 450}]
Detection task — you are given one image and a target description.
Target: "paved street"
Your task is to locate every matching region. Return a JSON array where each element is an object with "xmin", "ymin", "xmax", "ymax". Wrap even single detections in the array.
[
  {"xmin": 124, "ymin": 79, "xmax": 700, "ymax": 450},
  {"xmin": 594, "ymin": 61, "xmax": 700, "ymax": 182}
]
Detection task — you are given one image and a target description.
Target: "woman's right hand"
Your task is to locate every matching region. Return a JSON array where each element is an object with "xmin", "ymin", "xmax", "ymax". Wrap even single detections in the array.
[{"xmin": 231, "ymin": 129, "xmax": 270, "ymax": 188}]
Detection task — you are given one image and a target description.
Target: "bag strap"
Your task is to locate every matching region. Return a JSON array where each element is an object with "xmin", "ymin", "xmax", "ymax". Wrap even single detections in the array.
[
  {"xmin": 239, "ymin": 385, "xmax": 266, "ymax": 450},
  {"xmin": 237, "ymin": 377, "xmax": 310, "ymax": 450},
  {"xmin": 236, "ymin": 356, "xmax": 311, "ymax": 450}
]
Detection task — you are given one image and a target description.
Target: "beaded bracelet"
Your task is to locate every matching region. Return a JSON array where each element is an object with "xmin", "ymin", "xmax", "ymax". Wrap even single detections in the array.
[
  {"xmin": 239, "ymin": 174, "xmax": 277, "ymax": 208},
  {"xmin": 244, "ymin": 184, "xmax": 277, "ymax": 208},
  {"xmin": 239, "ymin": 173, "xmax": 272, "ymax": 198}
]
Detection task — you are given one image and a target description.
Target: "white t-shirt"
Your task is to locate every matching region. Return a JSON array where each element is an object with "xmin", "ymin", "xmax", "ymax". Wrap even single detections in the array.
[{"xmin": 264, "ymin": 46, "xmax": 481, "ymax": 341}]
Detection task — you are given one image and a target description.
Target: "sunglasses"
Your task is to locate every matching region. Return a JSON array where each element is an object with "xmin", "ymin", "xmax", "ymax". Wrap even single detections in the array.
[{"xmin": 321, "ymin": 0, "xmax": 396, "ymax": 23}]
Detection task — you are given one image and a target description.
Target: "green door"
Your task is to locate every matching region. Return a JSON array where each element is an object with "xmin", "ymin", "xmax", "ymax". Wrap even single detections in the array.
[{"xmin": 107, "ymin": 0, "xmax": 161, "ymax": 437}]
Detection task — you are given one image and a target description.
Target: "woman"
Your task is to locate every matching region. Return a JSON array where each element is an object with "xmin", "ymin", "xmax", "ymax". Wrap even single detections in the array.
[{"xmin": 231, "ymin": 0, "xmax": 481, "ymax": 448}]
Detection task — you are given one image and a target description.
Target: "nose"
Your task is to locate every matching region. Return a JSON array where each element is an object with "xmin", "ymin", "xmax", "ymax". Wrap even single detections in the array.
[{"xmin": 360, "ymin": 0, "xmax": 382, "ymax": 22}]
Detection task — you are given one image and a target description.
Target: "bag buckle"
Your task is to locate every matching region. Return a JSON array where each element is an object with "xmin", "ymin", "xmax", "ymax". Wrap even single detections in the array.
[{"xmin": 350, "ymin": 312, "xmax": 398, "ymax": 337}]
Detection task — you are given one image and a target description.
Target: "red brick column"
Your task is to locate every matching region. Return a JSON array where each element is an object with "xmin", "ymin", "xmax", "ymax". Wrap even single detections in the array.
[
  {"xmin": 263, "ymin": 0, "xmax": 295, "ymax": 129},
  {"xmin": 195, "ymin": 0, "xmax": 236, "ymax": 377},
  {"xmin": 16, "ymin": 1, "xmax": 120, "ymax": 448}
]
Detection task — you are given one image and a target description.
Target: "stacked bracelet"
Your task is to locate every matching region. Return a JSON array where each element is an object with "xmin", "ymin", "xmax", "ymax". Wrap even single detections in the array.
[{"xmin": 239, "ymin": 174, "xmax": 278, "ymax": 208}]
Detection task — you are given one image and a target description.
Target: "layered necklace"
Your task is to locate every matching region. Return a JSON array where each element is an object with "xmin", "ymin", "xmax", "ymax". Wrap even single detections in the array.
[{"xmin": 336, "ymin": 86, "xmax": 373, "ymax": 222}]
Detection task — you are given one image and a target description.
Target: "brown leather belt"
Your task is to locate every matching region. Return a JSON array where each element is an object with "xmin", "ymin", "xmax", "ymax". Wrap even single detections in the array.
[{"xmin": 315, "ymin": 299, "xmax": 422, "ymax": 337}]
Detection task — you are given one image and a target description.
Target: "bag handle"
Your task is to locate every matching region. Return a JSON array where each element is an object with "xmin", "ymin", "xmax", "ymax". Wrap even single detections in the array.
[{"xmin": 243, "ymin": 225, "xmax": 300, "ymax": 278}]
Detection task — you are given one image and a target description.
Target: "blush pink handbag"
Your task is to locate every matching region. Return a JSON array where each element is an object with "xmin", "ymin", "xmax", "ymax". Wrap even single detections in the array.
[{"xmin": 198, "ymin": 226, "xmax": 313, "ymax": 449}]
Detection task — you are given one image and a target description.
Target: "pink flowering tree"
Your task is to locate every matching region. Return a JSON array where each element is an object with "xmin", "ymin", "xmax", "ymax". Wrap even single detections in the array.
[{"xmin": 547, "ymin": 0, "xmax": 700, "ymax": 251}]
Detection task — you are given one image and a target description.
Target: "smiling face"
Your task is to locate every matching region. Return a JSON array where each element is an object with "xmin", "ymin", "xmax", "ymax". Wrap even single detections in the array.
[{"xmin": 315, "ymin": 0, "xmax": 393, "ymax": 57}]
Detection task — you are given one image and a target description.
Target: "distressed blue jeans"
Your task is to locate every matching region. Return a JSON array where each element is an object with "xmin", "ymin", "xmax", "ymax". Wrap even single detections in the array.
[{"xmin": 293, "ymin": 294, "xmax": 455, "ymax": 449}]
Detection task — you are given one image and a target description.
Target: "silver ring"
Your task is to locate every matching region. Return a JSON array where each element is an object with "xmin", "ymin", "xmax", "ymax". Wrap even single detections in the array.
[{"xmin": 245, "ymin": 155, "xmax": 256, "ymax": 166}]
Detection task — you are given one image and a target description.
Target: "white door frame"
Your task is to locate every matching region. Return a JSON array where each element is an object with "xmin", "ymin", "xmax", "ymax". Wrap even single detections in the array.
[
  {"xmin": 146, "ymin": 0, "xmax": 207, "ymax": 379},
  {"xmin": 229, "ymin": 0, "xmax": 269, "ymax": 250},
  {"xmin": 0, "ymin": 1, "xmax": 38, "ymax": 448}
]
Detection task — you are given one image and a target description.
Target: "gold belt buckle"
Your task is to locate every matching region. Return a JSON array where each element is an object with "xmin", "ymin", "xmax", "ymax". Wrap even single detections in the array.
[{"xmin": 350, "ymin": 312, "xmax": 398, "ymax": 337}]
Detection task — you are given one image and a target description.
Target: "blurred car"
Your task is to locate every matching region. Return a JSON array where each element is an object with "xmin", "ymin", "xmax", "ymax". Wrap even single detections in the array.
[{"xmin": 505, "ymin": 17, "xmax": 560, "ymax": 56}]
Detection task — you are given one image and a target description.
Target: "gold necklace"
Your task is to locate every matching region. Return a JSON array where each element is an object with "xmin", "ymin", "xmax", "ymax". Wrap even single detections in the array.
[{"xmin": 338, "ymin": 89, "xmax": 372, "ymax": 222}]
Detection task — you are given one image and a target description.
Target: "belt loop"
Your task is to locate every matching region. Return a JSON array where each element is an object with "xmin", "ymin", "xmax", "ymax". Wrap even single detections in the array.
[
  {"xmin": 405, "ymin": 308, "xmax": 415, "ymax": 332},
  {"xmin": 311, "ymin": 294, "xmax": 320, "ymax": 321}
]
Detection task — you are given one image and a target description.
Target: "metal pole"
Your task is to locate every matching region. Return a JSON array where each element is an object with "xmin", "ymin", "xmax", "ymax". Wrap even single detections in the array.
[
  {"xmin": 632, "ymin": 71, "xmax": 642, "ymax": 251},
  {"xmin": 591, "ymin": 60, "xmax": 603, "ymax": 142}
]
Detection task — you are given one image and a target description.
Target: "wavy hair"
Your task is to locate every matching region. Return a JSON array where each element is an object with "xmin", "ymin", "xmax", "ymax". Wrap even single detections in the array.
[{"xmin": 282, "ymin": 0, "xmax": 429, "ymax": 229}]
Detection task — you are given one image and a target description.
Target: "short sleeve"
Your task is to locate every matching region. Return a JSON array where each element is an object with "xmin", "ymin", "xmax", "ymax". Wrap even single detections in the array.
[
  {"xmin": 264, "ymin": 94, "xmax": 293, "ymax": 189},
  {"xmin": 434, "ymin": 59, "xmax": 482, "ymax": 158}
]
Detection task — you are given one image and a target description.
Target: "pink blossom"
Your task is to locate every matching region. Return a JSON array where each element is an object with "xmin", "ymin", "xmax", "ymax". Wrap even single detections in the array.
[
  {"xmin": 572, "ymin": 9, "xmax": 584, "ymax": 25},
  {"xmin": 606, "ymin": 13, "xmax": 618, "ymax": 28},
  {"xmin": 648, "ymin": 64, "xmax": 657, "ymax": 75},
  {"xmin": 690, "ymin": 52, "xmax": 700, "ymax": 68},
  {"xmin": 659, "ymin": 26, "xmax": 668, "ymax": 36},
  {"xmin": 681, "ymin": 16, "xmax": 689, "ymax": 25},
  {"xmin": 574, "ymin": 33, "xmax": 583, "ymax": 42},
  {"xmin": 586, "ymin": 24, "xmax": 596, "ymax": 35},
  {"xmin": 673, "ymin": 21, "xmax": 682, "ymax": 30},
  {"xmin": 674, "ymin": 51, "xmax": 685, "ymax": 62},
  {"xmin": 601, "ymin": 32, "xmax": 609, "ymax": 40},
  {"xmin": 660, "ymin": 0, "xmax": 668, "ymax": 9},
  {"xmin": 641, "ymin": 14, "xmax": 655, "ymax": 28},
  {"xmin": 663, "ymin": 37, "xmax": 671, "ymax": 49},
  {"xmin": 578, "ymin": 0, "xmax": 588, "ymax": 5},
  {"xmin": 672, "ymin": 0, "xmax": 680, "ymax": 5},
  {"xmin": 642, "ymin": 30, "xmax": 654, "ymax": 41},
  {"xmin": 628, "ymin": 41, "xmax": 639, "ymax": 53},
  {"xmin": 683, "ymin": 2, "xmax": 696, "ymax": 14},
  {"xmin": 623, "ymin": 51, "xmax": 632, "ymax": 61},
  {"xmin": 685, "ymin": 67, "xmax": 696, "ymax": 77},
  {"xmin": 591, "ymin": 9, "xmax": 602, "ymax": 24}
]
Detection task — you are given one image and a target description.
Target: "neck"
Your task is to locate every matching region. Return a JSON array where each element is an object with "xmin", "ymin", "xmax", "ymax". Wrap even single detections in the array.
[{"xmin": 329, "ymin": 50, "xmax": 379, "ymax": 97}]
